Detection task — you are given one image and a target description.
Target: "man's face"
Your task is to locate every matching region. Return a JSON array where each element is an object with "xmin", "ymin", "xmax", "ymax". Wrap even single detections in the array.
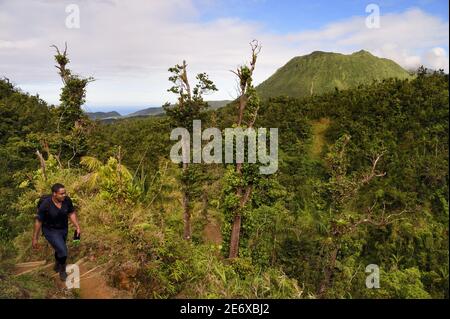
[{"xmin": 53, "ymin": 188, "xmax": 66, "ymax": 202}]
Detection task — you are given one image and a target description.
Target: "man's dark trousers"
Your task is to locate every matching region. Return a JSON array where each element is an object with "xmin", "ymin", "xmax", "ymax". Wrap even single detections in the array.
[{"xmin": 42, "ymin": 226, "xmax": 68, "ymax": 266}]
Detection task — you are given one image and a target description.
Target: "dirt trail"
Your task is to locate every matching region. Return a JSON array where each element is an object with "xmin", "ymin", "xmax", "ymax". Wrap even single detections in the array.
[
  {"xmin": 310, "ymin": 117, "xmax": 331, "ymax": 159},
  {"xmin": 14, "ymin": 258, "xmax": 131, "ymax": 299},
  {"xmin": 77, "ymin": 262, "xmax": 131, "ymax": 299},
  {"xmin": 203, "ymin": 217, "xmax": 222, "ymax": 245},
  {"xmin": 14, "ymin": 261, "xmax": 50, "ymax": 276}
]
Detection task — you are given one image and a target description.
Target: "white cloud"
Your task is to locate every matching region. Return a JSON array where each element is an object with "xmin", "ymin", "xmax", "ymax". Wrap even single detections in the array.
[
  {"xmin": 424, "ymin": 47, "xmax": 448, "ymax": 70},
  {"xmin": 0, "ymin": 39, "xmax": 38, "ymax": 49},
  {"xmin": 0, "ymin": 2, "xmax": 448, "ymax": 110}
]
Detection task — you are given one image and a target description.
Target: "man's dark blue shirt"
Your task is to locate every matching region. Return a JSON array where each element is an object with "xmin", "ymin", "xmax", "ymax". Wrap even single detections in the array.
[{"xmin": 36, "ymin": 196, "xmax": 75, "ymax": 229}]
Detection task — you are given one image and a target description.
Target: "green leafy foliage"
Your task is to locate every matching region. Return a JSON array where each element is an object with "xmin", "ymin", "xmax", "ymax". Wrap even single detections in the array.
[{"xmin": 0, "ymin": 64, "xmax": 447, "ymax": 299}]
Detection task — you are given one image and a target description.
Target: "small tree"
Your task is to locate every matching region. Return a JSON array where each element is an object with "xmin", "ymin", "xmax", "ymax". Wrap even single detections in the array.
[
  {"xmin": 222, "ymin": 40, "xmax": 262, "ymax": 259},
  {"xmin": 164, "ymin": 60, "xmax": 217, "ymax": 240},
  {"xmin": 51, "ymin": 43, "xmax": 94, "ymax": 167},
  {"xmin": 52, "ymin": 43, "xmax": 93, "ymax": 132}
]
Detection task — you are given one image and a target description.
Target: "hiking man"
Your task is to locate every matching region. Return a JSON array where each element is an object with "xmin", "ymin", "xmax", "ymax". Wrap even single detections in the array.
[{"xmin": 32, "ymin": 183, "xmax": 81, "ymax": 281}]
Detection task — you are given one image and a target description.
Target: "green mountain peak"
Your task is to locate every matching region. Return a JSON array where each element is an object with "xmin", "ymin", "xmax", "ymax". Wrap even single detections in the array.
[{"xmin": 256, "ymin": 49, "xmax": 411, "ymax": 99}]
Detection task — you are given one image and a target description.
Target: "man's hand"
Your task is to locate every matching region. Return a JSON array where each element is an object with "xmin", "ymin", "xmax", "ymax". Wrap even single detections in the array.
[
  {"xmin": 69, "ymin": 212, "xmax": 81, "ymax": 237},
  {"xmin": 32, "ymin": 219, "xmax": 42, "ymax": 250},
  {"xmin": 32, "ymin": 237, "xmax": 40, "ymax": 250}
]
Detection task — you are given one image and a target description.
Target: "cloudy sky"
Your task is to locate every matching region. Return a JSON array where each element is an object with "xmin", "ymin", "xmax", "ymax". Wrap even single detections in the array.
[{"xmin": 0, "ymin": 0, "xmax": 448, "ymax": 114}]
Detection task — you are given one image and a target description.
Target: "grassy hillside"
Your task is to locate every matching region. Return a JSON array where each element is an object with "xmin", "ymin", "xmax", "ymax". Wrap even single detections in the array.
[{"xmin": 256, "ymin": 50, "xmax": 412, "ymax": 99}]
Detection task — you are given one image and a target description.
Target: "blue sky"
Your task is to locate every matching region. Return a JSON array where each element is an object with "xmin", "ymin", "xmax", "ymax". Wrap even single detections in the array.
[
  {"xmin": 197, "ymin": 0, "xmax": 449, "ymax": 32},
  {"xmin": 0, "ymin": 0, "xmax": 448, "ymax": 113}
]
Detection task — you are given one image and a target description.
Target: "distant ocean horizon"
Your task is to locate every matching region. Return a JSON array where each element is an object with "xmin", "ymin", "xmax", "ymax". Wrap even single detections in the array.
[{"xmin": 82, "ymin": 105, "xmax": 162, "ymax": 116}]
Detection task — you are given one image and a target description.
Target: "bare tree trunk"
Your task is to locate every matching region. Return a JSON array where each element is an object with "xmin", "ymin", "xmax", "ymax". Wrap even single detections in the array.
[
  {"xmin": 229, "ymin": 214, "xmax": 242, "ymax": 258},
  {"xmin": 182, "ymin": 163, "xmax": 191, "ymax": 240},
  {"xmin": 318, "ymin": 246, "xmax": 338, "ymax": 297},
  {"xmin": 181, "ymin": 60, "xmax": 191, "ymax": 100},
  {"xmin": 228, "ymin": 185, "xmax": 252, "ymax": 258},
  {"xmin": 237, "ymin": 94, "xmax": 246, "ymax": 126},
  {"xmin": 201, "ymin": 189, "xmax": 208, "ymax": 221},
  {"xmin": 117, "ymin": 146, "xmax": 124, "ymax": 204},
  {"xmin": 182, "ymin": 192, "xmax": 191, "ymax": 240},
  {"xmin": 54, "ymin": 154, "xmax": 63, "ymax": 169},
  {"xmin": 35, "ymin": 150, "xmax": 47, "ymax": 181},
  {"xmin": 42, "ymin": 140, "xmax": 50, "ymax": 157},
  {"xmin": 229, "ymin": 159, "xmax": 243, "ymax": 259}
]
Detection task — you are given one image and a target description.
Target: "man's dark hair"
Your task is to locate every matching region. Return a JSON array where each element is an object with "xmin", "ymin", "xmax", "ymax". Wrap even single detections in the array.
[{"xmin": 51, "ymin": 183, "xmax": 65, "ymax": 194}]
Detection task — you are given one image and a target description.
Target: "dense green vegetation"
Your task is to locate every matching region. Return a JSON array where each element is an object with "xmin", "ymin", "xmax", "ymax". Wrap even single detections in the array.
[
  {"xmin": 254, "ymin": 69, "xmax": 449, "ymax": 298},
  {"xmin": 0, "ymin": 54, "xmax": 448, "ymax": 299},
  {"xmin": 0, "ymin": 79, "xmax": 56, "ymax": 243}
]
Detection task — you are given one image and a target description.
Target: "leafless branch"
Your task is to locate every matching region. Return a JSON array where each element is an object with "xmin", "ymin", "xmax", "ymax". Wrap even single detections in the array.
[{"xmin": 361, "ymin": 151, "xmax": 386, "ymax": 184}]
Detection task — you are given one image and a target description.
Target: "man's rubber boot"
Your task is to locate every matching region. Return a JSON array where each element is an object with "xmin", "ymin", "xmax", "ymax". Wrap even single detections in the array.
[
  {"xmin": 53, "ymin": 253, "xmax": 60, "ymax": 272},
  {"xmin": 53, "ymin": 261, "xmax": 61, "ymax": 273},
  {"xmin": 59, "ymin": 264, "xmax": 68, "ymax": 281}
]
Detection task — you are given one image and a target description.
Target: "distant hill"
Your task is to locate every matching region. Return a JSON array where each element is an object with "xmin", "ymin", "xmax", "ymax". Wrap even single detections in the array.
[
  {"xmin": 256, "ymin": 50, "xmax": 412, "ymax": 99},
  {"xmin": 205, "ymin": 100, "xmax": 232, "ymax": 110},
  {"xmin": 87, "ymin": 100, "xmax": 231, "ymax": 121},
  {"xmin": 86, "ymin": 111, "xmax": 121, "ymax": 120},
  {"xmin": 126, "ymin": 107, "xmax": 165, "ymax": 117},
  {"xmin": 126, "ymin": 100, "xmax": 231, "ymax": 118}
]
